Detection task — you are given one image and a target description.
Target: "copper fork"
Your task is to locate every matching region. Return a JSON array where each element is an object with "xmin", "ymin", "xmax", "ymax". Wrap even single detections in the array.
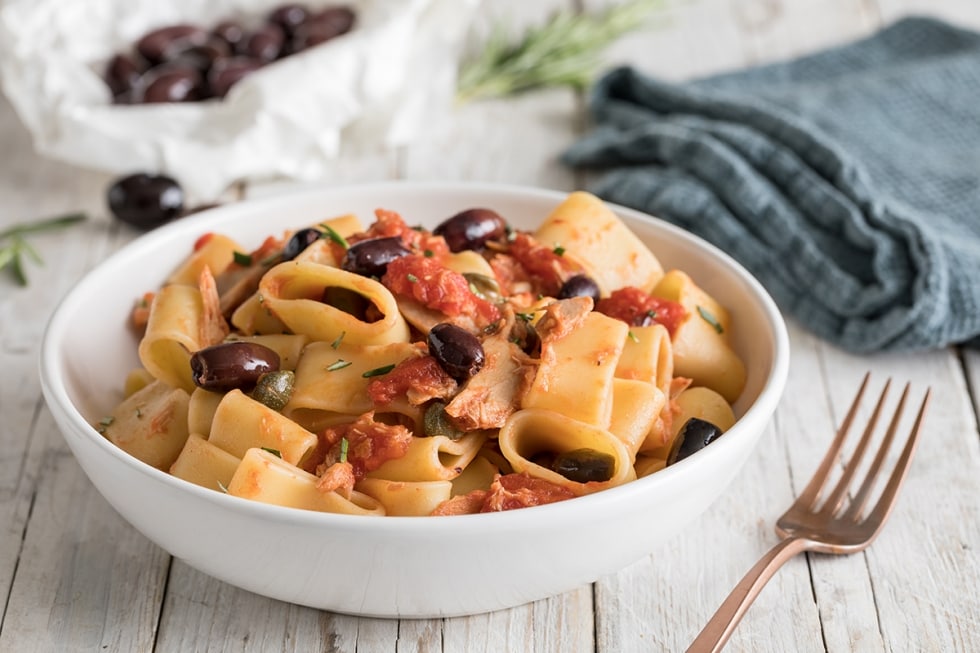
[{"xmin": 686, "ymin": 374, "xmax": 931, "ymax": 653}]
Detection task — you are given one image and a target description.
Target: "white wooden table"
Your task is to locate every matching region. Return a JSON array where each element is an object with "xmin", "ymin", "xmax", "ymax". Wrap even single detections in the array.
[{"xmin": 2, "ymin": 1, "xmax": 979, "ymax": 651}]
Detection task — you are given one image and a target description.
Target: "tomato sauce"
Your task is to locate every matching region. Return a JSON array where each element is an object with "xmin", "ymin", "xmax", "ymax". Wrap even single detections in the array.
[
  {"xmin": 382, "ymin": 255, "xmax": 500, "ymax": 327},
  {"xmin": 367, "ymin": 354, "xmax": 457, "ymax": 406},
  {"xmin": 596, "ymin": 287, "xmax": 687, "ymax": 337}
]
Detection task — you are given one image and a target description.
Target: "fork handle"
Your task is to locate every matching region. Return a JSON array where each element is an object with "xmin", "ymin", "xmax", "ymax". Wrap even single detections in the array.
[{"xmin": 686, "ymin": 537, "xmax": 810, "ymax": 653}]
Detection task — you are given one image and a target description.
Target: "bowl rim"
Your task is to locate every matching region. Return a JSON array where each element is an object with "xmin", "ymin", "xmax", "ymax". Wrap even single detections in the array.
[{"xmin": 40, "ymin": 180, "xmax": 790, "ymax": 534}]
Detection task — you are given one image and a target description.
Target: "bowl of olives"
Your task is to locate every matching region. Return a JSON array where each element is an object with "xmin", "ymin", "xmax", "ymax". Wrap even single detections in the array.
[
  {"xmin": 39, "ymin": 182, "xmax": 789, "ymax": 617},
  {"xmin": 0, "ymin": 0, "xmax": 478, "ymax": 200}
]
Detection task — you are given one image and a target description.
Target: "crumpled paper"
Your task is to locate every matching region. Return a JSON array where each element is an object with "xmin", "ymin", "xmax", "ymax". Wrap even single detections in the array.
[{"xmin": 0, "ymin": 0, "xmax": 479, "ymax": 200}]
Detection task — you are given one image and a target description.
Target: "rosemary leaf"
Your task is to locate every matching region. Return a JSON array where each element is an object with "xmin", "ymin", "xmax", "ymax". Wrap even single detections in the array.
[
  {"xmin": 457, "ymin": 0, "xmax": 663, "ymax": 103},
  {"xmin": 0, "ymin": 212, "xmax": 87, "ymax": 286}
]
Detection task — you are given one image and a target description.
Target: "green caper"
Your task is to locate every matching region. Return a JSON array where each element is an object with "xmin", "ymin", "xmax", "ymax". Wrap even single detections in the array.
[
  {"xmin": 250, "ymin": 370, "xmax": 296, "ymax": 411},
  {"xmin": 423, "ymin": 401, "xmax": 465, "ymax": 440},
  {"xmin": 551, "ymin": 448, "xmax": 615, "ymax": 483},
  {"xmin": 463, "ymin": 272, "xmax": 503, "ymax": 302}
]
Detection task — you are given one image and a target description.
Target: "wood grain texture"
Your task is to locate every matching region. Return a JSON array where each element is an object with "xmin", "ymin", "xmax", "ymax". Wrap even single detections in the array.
[{"xmin": 2, "ymin": 0, "xmax": 979, "ymax": 651}]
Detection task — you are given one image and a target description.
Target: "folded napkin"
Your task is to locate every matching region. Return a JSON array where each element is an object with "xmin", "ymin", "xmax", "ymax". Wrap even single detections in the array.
[{"xmin": 563, "ymin": 16, "xmax": 980, "ymax": 352}]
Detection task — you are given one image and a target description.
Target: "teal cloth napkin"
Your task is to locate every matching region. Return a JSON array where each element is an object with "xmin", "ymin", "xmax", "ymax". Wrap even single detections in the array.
[{"xmin": 563, "ymin": 17, "xmax": 980, "ymax": 352}]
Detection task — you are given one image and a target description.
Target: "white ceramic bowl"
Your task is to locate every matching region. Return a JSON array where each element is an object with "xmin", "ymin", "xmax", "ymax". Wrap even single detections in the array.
[{"xmin": 40, "ymin": 182, "xmax": 789, "ymax": 618}]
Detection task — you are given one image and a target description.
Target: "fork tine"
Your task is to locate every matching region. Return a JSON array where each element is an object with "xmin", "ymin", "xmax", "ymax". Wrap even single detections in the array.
[
  {"xmin": 819, "ymin": 378, "xmax": 893, "ymax": 515},
  {"xmin": 841, "ymin": 383, "xmax": 911, "ymax": 521},
  {"xmin": 856, "ymin": 388, "xmax": 931, "ymax": 535},
  {"xmin": 794, "ymin": 372, "xmax": 871, "ymax": 511}
]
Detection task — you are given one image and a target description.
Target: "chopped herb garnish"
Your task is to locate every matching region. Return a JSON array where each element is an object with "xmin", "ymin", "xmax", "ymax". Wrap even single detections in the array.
[
  {"xmin": 697, "ymin": 305, "xmax": 724, "ymax": 334},
  {"xmin": 135, "ymin": 408, "xmax": 143, "ymax": 419},
  {"xmin": 645, "ymin": 309, "xmax": 657, "ymax": 319},
  {"xmin": 233, "ymin": 250, "xmax": 253, "ymax": 266},
  {"xmin": 339, "ymin": 437, "xmax": 349, "ymax": 463},
  {"xmin": 362, "ymin": 364, "xmax": 396, "ymax": 378},
  {"xmin": 261, "ymin": 447, "xmax": 282, "ymax": 458},
  {"xmin": 217, "ymin": 480, "xmax": 229, "ymax": 493},
  {"xmin": 259, "ymin": 252, "xmax": 282, "ymax": 267},
  {"xmin": 516, "ymin": 312, "xmax": 534, "ymax": 323},
  {"xmin": 330, "ymin": 331, "xmax": 346, "ymax": 349},
  {"xmin": 627, "ymin": 331, "xmax": 640, "ymax": 343},
  {"xmin": 407, "ymin": 273, "xmax": 419, "ymax": 283},
  {"xmin": 326, "ymin": 359, "xmax": 352, "ymax": 372},
  {"xmin": 552, "ymin": 244, "xmax": 566, "ymax": 256},
  {"xmin": 320, "ymin": 223, "xmax": 349, "ymax": 249},
  {"xmin": 0, "ymin": 212, "xmax": 87, "ymax": 286},
  {"xmin": 423, "ymin": 249, "xmax": 434, "ymax": 258},
  {"xmin": 96, "ymin": 416, "xmax": 114, "ymax": 434}
]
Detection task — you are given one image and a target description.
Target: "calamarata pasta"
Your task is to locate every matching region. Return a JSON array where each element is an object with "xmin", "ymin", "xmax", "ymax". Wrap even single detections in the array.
[{"xmin": 99, "ymin": 191, "xmax": 747, "ymax": 516}]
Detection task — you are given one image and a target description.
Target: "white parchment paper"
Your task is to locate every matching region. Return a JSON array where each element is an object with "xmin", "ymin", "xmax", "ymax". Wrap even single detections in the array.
[{"xmin": 0, "ymin": 0, "xmax": 480, "ymax": 199}]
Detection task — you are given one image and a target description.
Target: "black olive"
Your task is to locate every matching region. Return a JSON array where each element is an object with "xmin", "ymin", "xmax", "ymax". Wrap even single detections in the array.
[
  {"xmin": 136, "ymin": 25, "xmax": 209, "ymax": 65},
  {"xmin": 433, "ymin": 208, "xmax": 508, "ymax": 253},
  {"xmin": 291, "ymin": 7, "xmax": 356, "ymax": 51},
  {"xmin": 551, "ymin": 448, "xmax": 615, "ymax": 483},
  {"xmin": 138, "ymin": 65, "xmax": 206, "ymax": 103},
  {"xmin": 207, "ymin": 56, "xmax": 263, "ymax": 98},
  {"xmin": 107, "ymin": 173, "xmax": 185, "ymax": 229},
  {"xmin": 268, "ymin": 3, "xmax": 310, "ymax": 36},
  {"xmin": 171, "ymin": 38, "xmax": 230, "ymax": 76},
  {"xmin": 212, "ymin": 21, "xmax": 247, "ymax": 50},
  {"xmin": 239, "ymin": 23, "xmax": 286, "ymax": 63},
  {"xmin": 668, "ymin": 417, "xmax": 725, "ymax": 465},
  {"xmin": 283, "ymin": 227, "xmax": 323, "ymax": 261},
  {"xmin": 105, "ymin": 54, "xmax": 146, "ymax": 98},
  {"xmin": 427, "ymin": 323, "xmax": 485, "ymax": 382},
  {"xmin": 190, "ymin": 341, "xmax": 281, "ymax": 392},
  {"xmin": 557, "ymin": 274, "xmax": 601, "ymax": 305},
  {"xmin": 341, "ymin": 237, "xmax": 411, "ymax": 277}
]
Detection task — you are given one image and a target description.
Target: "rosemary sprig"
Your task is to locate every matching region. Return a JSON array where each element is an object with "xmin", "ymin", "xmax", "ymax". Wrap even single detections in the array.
[
  {"xmin": 456, "ymin": 0, "xmax": 664, "ymax": 103},
  {"xmin": 0, "ymin": 213, "xmax": 87, "ymax": 286}
]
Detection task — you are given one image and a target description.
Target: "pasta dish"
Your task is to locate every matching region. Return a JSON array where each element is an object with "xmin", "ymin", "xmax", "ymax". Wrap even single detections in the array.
[{"xmin": 97, "ymin": 191, "xmax": 747, "ymax": 516}]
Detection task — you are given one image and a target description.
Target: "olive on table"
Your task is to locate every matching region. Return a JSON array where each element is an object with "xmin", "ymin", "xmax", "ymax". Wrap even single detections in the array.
[
  {"xmin": 107, "ymin": 173, "xmax": 184, "ymax": 229},
  {"xmin": 551, "ymin": 448, "xmax": 615, "ymax": 483},
  {"xmin": 190, "ymin": 341, "xmax": 281, "ymax": 392},
  {"xmin": 557, "ymin": 274, "xmax": 601, "ymax": 304},
  {"xmin": 280, "ymin": 227, "xmax": 323, "ymax": 261},
  {"xmin": 341, "ymin": 237, "xmax": 411, "ymax": 278},
  {"xmin": 668, "ymin": 417, "xmax": 725, "ymax": 465},
  {"xmin": 427, "ymin": 323, "xmax": 485, "ymax": 382},
  {"xmin": 433, "ymin": 208, "xmax": 508, "ymax": 253}
]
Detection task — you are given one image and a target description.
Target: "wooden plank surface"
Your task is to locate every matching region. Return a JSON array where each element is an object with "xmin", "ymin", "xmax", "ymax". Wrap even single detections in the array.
[{"xmin": 1, "ymin": 0, "xmax": 978, "ymax": 651}]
